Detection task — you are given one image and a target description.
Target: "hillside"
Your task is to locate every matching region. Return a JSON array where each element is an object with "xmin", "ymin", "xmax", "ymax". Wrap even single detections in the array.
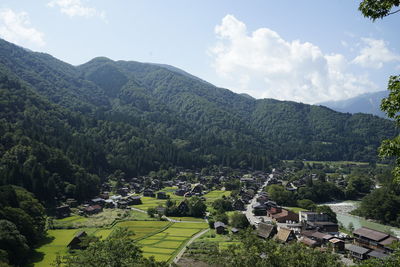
[
  {"xmin": 0, "ymin": 38, "xmax": 397, "ymax": 202},
  {"xmin": 318, "ymin": 91, "xmax": 388, "ymax": 118}
]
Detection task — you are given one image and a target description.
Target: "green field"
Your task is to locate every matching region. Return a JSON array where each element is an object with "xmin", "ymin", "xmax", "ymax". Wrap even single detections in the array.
[
  {"xmin": 204, "ymin": 190, "xmax": 231, "ymax": 205},
  {"xmin": 34, "ymin": 229, "xmax": 80, "ymax": 267},
  {"xmin": 169, "ymin": 216, "xmax": 205, "ymax": 222},
  {"xmin": 34, "ymin": 220, "xmax": 208, "ymax": 266},
  {"xmin": 133, "ymin": 193, "xmax": 185, "ymax": 211},
  {"xmin": 138, "ymin": 222, "xmax": 208, "ymax": 262},
  {"xmin": 284, "ymin": 206, "xmax": 306, "ymax": 213}
]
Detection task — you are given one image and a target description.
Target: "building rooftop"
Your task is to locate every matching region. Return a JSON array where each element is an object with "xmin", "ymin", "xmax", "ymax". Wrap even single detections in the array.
[
  {"xmin": 353, "ymin": 227, "xmax": 389, "ymax": 242},
  {"xmin": 346, "ymin": 244, "xmax": 369, "ymax": 255}
]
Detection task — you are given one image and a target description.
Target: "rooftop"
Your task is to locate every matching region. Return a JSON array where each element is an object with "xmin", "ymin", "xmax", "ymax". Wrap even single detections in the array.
[{"xmin": 353, "ymin": 227, "xmax": 389, "ymax": 242}]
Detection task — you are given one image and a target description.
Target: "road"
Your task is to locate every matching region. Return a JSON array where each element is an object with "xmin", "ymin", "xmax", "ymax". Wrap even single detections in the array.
[
  {"xmin": 173, "ymin": 228, "xmax": 210, "ymax": 264},
  {"xmin": 243, "ymin": 173, "xmax": 273, "ymax": 226}
]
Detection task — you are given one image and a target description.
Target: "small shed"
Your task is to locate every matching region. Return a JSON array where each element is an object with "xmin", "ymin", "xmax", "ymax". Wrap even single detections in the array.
[
  {"xmin": 329, "ymin": 238, "xmax": 345, "ymax": 252},
  {"xmin": 214, "ymin": 221, "xmax": 227, "ymax": 234}
]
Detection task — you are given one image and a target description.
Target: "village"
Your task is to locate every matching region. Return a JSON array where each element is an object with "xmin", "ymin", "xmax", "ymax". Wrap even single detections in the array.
[{"xmin": 47, "ymin": 164, "xmax": 399, "ymax": 265}]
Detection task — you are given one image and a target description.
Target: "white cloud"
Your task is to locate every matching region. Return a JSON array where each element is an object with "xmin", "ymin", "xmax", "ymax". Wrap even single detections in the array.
[
  {"xmin": 352, "ymin": 37, "xmax": 400, "ymax": 69},
  {"xmin": 48, "ymin": 0, "xmax": 106, "ymax": 20},
  {"xmin": 0, "ymin": 8, "xmax": 45, "ymax": 47},
  {"xmin": 210, "ymin": 15, "xmax": 379, "ymax": 104}
]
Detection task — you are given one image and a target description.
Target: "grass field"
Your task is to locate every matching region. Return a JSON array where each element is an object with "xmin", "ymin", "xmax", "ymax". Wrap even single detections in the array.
[
  {"xmin": 53, "ymin": 209, "xmax": 156, "ymax": 229},
  {"xmin": 204, "ymin": 190, "xmax": 231, "ymax": 205},
  {"xmin": 284, "ymin": 206, "xmax": 307, "ymax": 213}
]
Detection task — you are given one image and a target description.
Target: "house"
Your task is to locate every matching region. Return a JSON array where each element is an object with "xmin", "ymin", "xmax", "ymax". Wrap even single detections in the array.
[
  {"xmin": 256, "ymin": 223, "xmax": 277, "ymax": 239},
  {"xmin": 99, "ymin": 192, "xmax": 109, "ymax": 199},
  {"xmin": 129, "ymin": 196, "xmax": 142, "ymax": 205},
  {"xmin": 67, "ymin": 231, "xmax": 87, "ymax": 250},
  {"xmin": 191, "ymin": 184, "xmax": 203, "ymax": 194},
  {"xmin": 157, "ymin": 192, "xmax": 168, "ymax": 199},
  {"xmin": 300, "ymin": 237, "xmax": 318, "ymax": 248},
  {"xmin": 214, "ymin": 221, "xmax": 227, "ymax": 234},
  {"xmin": 267, "ymin": 207, "xmax": 299, "ymax": 223},
  {"xmin": 66, "ymin": 198, "xmax": 78, "ymax": 207},
  {"xmin": 175, "ymin": 189, "xmax": 187, "ymax": 196},
  {"xmin": 91, "ymin": 198, "xmax": 105, "ymax": 207},
  {"xmin": 299, "ymin": 211, "xmax": 330, "ymax": 223},
  {"xmin": 117, "ymin": 200, "xmax": 128, "ymax": 209},
  {"xmin": 275, "ymin": 227, "xmax": 297, "ymax": 243},
  {"xmin": 231, "ymin": 228, "xmax": 240, "ymax": 234},
  {"xmin": 55, "ymin": 205, "xmax": 71, "ymax": 219},
  {"xmin": 302, "ymin": 230, "xmax": 333, "ymax": 245},
  {"xmin": 329, "ymin": 238, "xmax": 345, "ymax": 252},
  {"xmin": 233, "ymin": 199, "xmax": 245, "ymax": 211},
  {"xmin": 83, "ymin": 205, "xmax": 102, "ymax": 215},
  {"xmin": 253, "ymin": 203, "xmax": 267, "ymax": 216},
  {"xmin": 117, "ymin": 187, "xmax": 129, "ymax": 196},
  {"xmin": 353, "ymin": 227, "xmax": 398, "ymax": 253},
  {"xmin": 345, "ymin": 244, "xmax": 370, "ymax": 260},
  {"xmin": 104, "ymin": 199, "xmax": 116, "ymax": 208},
  {"xmin": 367, "ymin": 250, "xmax": 389, "ymax": 260},
  {"xmin": 143, "ymin": 189, "xmax": 155, "ymax": 197},
  {"xmin": 306, "ymin": 221, "xmax": 339, "ymax": 233}
]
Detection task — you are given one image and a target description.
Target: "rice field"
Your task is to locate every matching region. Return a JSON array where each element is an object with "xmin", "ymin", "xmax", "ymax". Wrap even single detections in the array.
[
  {"xmin": 203, "ymin": 190, "xmax": 231, "ymax": 205},
  {"xmin": 34, "ymin": 220, "xmax": 208, "ymax": 266},
  {"xmin": 138, "ymin": 222, "xmax": 208, "ymax": 262}
]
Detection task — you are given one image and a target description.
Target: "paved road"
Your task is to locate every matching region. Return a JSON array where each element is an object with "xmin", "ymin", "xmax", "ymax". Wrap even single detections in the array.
[
  {"xmin": 243, "ymin": 173, "xmax": 273, "ymax": 226},
  {"xmin": 173, "ymin": 228, "xmax": 210, "ymax": 264}
]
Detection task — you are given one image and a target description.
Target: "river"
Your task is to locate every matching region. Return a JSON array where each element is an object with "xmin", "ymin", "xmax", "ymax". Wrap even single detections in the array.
[{"xmin": 322, "ymin": 200, "xmax": 400, "ymax": 238}]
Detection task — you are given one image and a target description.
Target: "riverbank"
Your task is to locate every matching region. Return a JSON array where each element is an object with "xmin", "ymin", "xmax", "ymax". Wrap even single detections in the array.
[{"xmin": 322, "ymin": 200, "xmax": 400, "ymax": 238}]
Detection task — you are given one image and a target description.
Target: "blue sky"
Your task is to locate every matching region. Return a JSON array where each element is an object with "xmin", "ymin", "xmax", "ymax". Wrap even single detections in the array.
[{"xmin": 0, "ymin": 0, "xmax": 399, "ymax": 103}]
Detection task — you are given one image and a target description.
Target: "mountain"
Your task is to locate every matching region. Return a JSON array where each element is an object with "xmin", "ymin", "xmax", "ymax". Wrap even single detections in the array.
[
  {"xmin": 318, "ymin": 91, "xmax": 389, "ymax": 118},
  {"xmin": 0, "ymin": 38, "xmax": 397, "ymax": 202}
]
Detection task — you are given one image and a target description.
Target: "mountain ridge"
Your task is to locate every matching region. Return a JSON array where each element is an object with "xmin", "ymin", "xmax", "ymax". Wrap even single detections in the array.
[{"xmin": 0, "ymin": 37, "xmax": 397, "ymax": 201}]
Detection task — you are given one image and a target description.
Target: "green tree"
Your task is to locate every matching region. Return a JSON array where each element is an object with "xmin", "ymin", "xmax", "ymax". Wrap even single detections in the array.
[
  {"xmin": 188, "ymin": 197, "xmax": 207, "ymax": 218},
  {"xmin": 0, "ymin": 220, "xmax": 30, "ymax": 266},
  {"xmin": 297, "ymin": 199, "xmax": 317, "ymax": 211},
  {"xmin": 359, "ymin": 0, "xmax": 400, "ymax": 21},
  {"xmin": 147, "ymin": 207, "xmax": 157, "ymax": 218},
  {"xmin": 358, "ymin": 0, "xmax": 400, "ymax": 183},
  {"xmin": 315, "ymin": 205, "xmax": 338, "ymax": 223},
  {"xmin": 58, "ymin": 227, "xmax": 168, "ymax": 267},
  {"xmin": 230, "ymin": 212, "xmax": 250, "ymax": 229}
]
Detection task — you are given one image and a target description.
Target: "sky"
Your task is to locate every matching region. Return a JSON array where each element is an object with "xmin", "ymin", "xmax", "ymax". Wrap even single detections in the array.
[{"xmin": 0, "ymin": 0, "xmax": 399, "ymax": 104}]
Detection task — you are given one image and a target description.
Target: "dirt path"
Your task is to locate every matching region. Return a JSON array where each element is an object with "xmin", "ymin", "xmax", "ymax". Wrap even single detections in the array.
[{"xmin": 173, "ymin": 228, "xmax": 210, "ymax": 264}]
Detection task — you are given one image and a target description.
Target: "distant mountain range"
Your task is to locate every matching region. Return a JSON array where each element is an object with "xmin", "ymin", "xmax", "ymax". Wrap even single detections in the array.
[
  {"xmin": 318, "ymin": 91, "xmax": 388, "ymax": 118},
  {"xmin": 0, "ymin": 37, "xmax": 397, "ymax": 201}
]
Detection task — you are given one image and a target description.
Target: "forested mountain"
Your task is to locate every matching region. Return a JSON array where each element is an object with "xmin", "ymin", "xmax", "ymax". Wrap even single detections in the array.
[
  {"xmin": 0, "ymin": 38, "xmax": 397, "ymax": 202},
  {"xmin": 318, "ymin": 91, "xmax": 388, "ymax": 118}
]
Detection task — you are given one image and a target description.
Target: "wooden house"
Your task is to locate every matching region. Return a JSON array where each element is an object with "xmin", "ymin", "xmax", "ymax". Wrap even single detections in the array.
[
  {"xmin": 67, "ymin": 231, "xmax": 87, "ymax": 250},
  {"xmin": 346, "ymin": 244, "xmax": 370, "ymax": 260},
  {"xmin": 214, "ymin": 221, "xmax": 227, "ymax": 234},
  {"xmin": 55, "ymin": 205, "xmax": 71, "ymax": 219},
  {"xmin": 275, "ymin": 227, "xmax": 297, "ymax": 243},
  {"xmin": 353, "ymin": 227, "xmax": 398, "ymax": 253},
  {"xmin": 256, "ymin": 223, "xmax": 277, "ymax": 239}
]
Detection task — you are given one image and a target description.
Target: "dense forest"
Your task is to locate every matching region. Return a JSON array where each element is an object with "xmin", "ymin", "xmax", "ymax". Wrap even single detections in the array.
[{"xmin": 0, "ymin": 37, "xmax": 397, "ymax": 204}]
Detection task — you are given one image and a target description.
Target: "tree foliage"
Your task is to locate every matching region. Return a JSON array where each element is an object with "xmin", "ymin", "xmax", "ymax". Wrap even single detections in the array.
[
  {"xmin": 58, "ymin": 228, "xmax": 168, "ymax": 267},
  {"xmin": 359, "ymin": 0, "xmax": 400, "ymax": 21},
  {"xmin": 208, "ymin": 229, "xmax": 342, "ymax": 267}
]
